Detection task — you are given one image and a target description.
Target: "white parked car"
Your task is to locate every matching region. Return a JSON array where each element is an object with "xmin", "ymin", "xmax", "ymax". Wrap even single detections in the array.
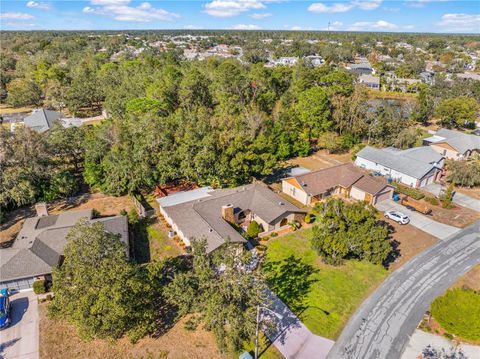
[{"xmin": 384, "ymin": 211, "xmax": 410, "ymax": 225}]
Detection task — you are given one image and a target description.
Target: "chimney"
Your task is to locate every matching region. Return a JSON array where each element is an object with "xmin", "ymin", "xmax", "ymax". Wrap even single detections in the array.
[
  {"xmin": 35, "ymin": 202, "xmax": 49, "ymax": 217},
  {"xmin": 221, "ymin": 204, "xmax": 235, "ymax": 223}
]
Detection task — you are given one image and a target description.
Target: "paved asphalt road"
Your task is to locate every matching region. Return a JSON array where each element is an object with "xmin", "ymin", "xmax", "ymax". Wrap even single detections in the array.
[
  {"xmin": 0, "ymin": 291, "xmax": 39, "ymax": 359},
  {"xmin": 376, "ymin": 200, "xmax": 460, "ymax": 239},
  {"xmin": 327, "ymin": 221, "xmax": 480, "ymax": 359}
]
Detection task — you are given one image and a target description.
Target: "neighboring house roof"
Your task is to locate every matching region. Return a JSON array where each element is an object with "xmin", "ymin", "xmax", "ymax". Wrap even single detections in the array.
[
  {"xmin": 427, "ymin": 128, "xmax": 480, "ymax": 155},
  {"xmin": 287, "ymin": 163, "xmax": 390, "ymax": 197},
  {"xmin": 289, "ymin": 163, "xmax": 363, "ymax": 196},
  {"xmin": 356, "ymin": 146, "xmax": 444, "ymax": 180},
  {"xmin": 158, "ymin": 184, "xmax": 305, "ymax": 253},
  {"xmin": 359, "ymin": 74, "xmax": 380, "ymax": 85},
  {"xmin": 0, "ymin": 210, "xmax": 128, "ymax": 283},
  {"xmin": 24, "ymin": 109, "xmax": 62, "ymax": 133}
]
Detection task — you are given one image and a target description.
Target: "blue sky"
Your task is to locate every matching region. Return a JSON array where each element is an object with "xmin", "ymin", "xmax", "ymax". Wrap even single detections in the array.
[{"xmin": 0, "ymin": 1, "xmax": 479, "ymax": 33}]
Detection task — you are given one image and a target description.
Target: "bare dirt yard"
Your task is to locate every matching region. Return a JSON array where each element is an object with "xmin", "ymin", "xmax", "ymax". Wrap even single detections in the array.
[
  {"xmin": 286, "ymin": 149, "xmax": 351, "ymax": 171},
  {"xmin": 39, "ymin": 304, "xmax": 228, "ymax": 359},
  {"xmin": 456, "ymin": 186, "xmax": 480, "ymax": 200},
  {"xmin": 1, "ymin": 192, "xmax": 134, "ymax": 246},
  {"xmin": 428, "ymin": 204, "xmax": 480, "ymax": 228},
  {"xmin": 385, "ymin": 221, "xmax": 439, "ymax": 272}
]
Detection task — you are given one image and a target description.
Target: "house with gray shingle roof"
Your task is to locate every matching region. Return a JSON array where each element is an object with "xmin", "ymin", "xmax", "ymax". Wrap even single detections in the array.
[
  {"xmin": 24, "ymin": 108, "xmax": 63, "ymax": 133},
  {"xmin": 355, "ymin": 146, "xmax": 445, "ymax": 188},
  {"xmin": 157, "ymin": 184, "xmax": 306, "ymax": 253},
  {"xmin": 423, "ymin": 128, "xmax": 480, "ymax": 159},
  {"xmin": 0, "ymin": 206, "xmax": 129, "ymax": 291}
]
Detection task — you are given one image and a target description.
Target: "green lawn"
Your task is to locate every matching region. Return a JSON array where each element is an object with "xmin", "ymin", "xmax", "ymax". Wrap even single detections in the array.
[
  {"xmin": 132, "ymin": 218, "xmax": 182, "ymax": 263},
  {"xmin": 263, "ymin": 228, "xmax": 388, "ymax": 339}
]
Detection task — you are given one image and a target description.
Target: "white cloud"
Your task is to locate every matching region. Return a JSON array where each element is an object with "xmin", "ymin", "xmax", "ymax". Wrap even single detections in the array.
[
  {"xmin": 0, "ymin": 12, "xmax": 35, "ymax": 20},
  {"xmin": 204, "ymin": 0, "xmax": 266, "ymax": 17},
  {"xmin": 436, "ymin": 13, "xmax": 480, "ymax": 33},
  {"xmin": 309, "ymin": 0, "xmax": 381, "ymax": 13},
  {"xmin": 230, "ymin": 23, "xmax": 262, "ymax": 29},
  {"xmin": 250, "ymin": 12, "xmax": 272, "ymax": 19},
  {"xmin": 26, "ymin": 1, "xmax": 50, "ymax": 10},
  {"xmin": 348, "ymin": 20, "xmax": 398, "ymax": 31},
  {"xmin": 82, "ymin": 0, "xmax": 179, "ymax": 22},
  {"xmin": 405, "ymin": 0, "xmax": 451, "ymax": 8}
]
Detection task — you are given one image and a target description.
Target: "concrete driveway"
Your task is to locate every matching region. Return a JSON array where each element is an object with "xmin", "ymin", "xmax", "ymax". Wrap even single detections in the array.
[
  {"xmin": 424, "ymin": 183, "xmax": 480, "ymax": 212},
  {"xmin": 264, "ymin": 290, "xmax": 334, "ymax": 359},
  {"xmin": 376, "ymin": 200, "xmax": 460, "ymax": 239},
  {"xmin": 0, "ymin": 291, "xmax": 39, "ymax": 359},
  {"xmin": 327, "ymin": 221, "xmax": 480, "ymax": 359}
]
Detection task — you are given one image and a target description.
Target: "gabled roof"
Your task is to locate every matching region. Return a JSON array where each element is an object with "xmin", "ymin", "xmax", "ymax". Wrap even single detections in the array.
[
  {"xmin": 159, "ymin": 184, "xmax": 306, "ymax": 253},
  {"xmin": 356, "ymin": 146, "xmax": 443, "ymax": 180},
  {"xmin": 432, "ymin": 129, "xmax": 480, "ymax": 155},
  {"xmin": 287, "ymin": 163, "xmax": 391, "ymax": 196},
  {"xmin": 24, "ymin": 109, "xmax": 62, "ymax": 133},
  {"xmin": 289, "ymin": 163, "xmax": 364, "ymax": 196},
  {"xmin": 1, "ymin": 210, "xmax": 128, "ymax": 282}
]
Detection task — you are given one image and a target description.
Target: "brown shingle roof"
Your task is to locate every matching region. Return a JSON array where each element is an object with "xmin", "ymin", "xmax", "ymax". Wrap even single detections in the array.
[
  {"xmin": 352, "ymin": 175, "xmax": 391, "ymax": 195},
  {"xmin": 292, "ymin": 163, "xmax": 364, "ymax": 196},
  {"xmin": 289, "ymin": 163, "xmax": 391, "ymax": 196}
]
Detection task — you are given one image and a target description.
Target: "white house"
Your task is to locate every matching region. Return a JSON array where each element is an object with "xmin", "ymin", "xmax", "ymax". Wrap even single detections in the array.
[{"xmin": 355, "ymin": 146, "xmax": 445, "ymax": 188}]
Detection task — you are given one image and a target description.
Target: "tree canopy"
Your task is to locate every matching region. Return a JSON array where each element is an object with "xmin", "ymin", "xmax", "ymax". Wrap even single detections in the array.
[
  {"xmin": 48, "ymin": 220, "xmax": 163, "ymax": 342},
  {"xmin": 311, "ymin": 199, "xmax": 391, "ymax": 265},
  {"xmin": 164, "ymin": 239, "xmax": 267, "ymax": 352}
]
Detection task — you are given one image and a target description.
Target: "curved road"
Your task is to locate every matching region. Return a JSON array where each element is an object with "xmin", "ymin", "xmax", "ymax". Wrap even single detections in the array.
[{"xmin": 327, "ymin": 221, "xmax": 480, "ymax": 359}]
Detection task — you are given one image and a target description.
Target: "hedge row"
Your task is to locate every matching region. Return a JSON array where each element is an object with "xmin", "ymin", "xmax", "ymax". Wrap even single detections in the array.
[{"xmin": 393, "ymin": 183, "xmax": 425, "ymax": 200}]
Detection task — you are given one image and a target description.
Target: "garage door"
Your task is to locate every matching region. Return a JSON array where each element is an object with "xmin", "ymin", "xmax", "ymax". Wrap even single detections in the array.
[
  {"xmin": 374, "ymin": 188, "xmax": 393, "ymax": 204},
  {"xmin": 0, "ymin": 277, "xmax": 35, "ymax": 291},
  {"xmin": 350, "ymin": 187, "xmax": 366, "ymax": 201}
]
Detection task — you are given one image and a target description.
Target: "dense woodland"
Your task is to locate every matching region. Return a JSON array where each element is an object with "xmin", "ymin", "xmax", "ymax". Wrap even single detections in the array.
[{"xmin": 1, "ymin": 31, "xmax": 480, "ymax": 219}]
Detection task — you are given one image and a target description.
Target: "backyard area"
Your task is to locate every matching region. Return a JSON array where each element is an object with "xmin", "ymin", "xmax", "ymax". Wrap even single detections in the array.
[
  {"xmin": 39, "ymin": 304, "xmax": 228, "ymax": 359},
  {"xmin": 286, "ymin": 149, "xmax": 351, "ymax": 171},
  {"xmin": 263, "ymin": 228, "xmax": 388, "ymax": 339}
]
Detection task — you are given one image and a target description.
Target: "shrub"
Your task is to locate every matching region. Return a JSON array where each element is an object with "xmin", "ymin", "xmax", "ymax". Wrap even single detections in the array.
[
  {"xmin": 120, "ymin": 209, "xmax": 128, "ymax": 216},
  {"xmin": 289, "ymin": 220, "xmax": 301, "ymax": 231},
  {"xmin": 439, "ymin": 183, "xmax": 455, "ymax": 209},
  {"xmin": 424, "ymin": 196, "xmax": 439, "ymax": 206},
  {"xmin": 270, "ymin": 232, "xmax": 278, "ymax": 238},
  {"xmin": 33, "ymin": 280, "xmax": 46, "ymax": 294},
  {"xmin": 394, "ymin": 183, "xmax": 425, "ymax": 200},
  {"xmin": 431, "ymin": 288, "xmax": 480, "ymax": 342},
  {"xmin": 305, "ymin": 213, "xmax": 314, "ymax": 224},
  {"xmin": 246, "ymin": 221, "xmax": 263, "ymax": 239},
  {"xmin": 91, "ymin": 208, "xmax": 101, "ymax": 218}
]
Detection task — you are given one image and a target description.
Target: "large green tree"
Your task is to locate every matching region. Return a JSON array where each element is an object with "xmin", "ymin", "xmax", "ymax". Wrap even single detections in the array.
[
  {"xmin": 49, "ymin": 220, "xmax": 162, "ymax": 342},
  {"xmin": 311, "ymin": 199, "xmax": 391, "ymax": 265},
  {"xmin": 435, "ymin": 96, "xmax": 479, "ymax": 129},
  {"xmin": 165, "ymin": 240, "xmax": 267, "ymax": 353}
]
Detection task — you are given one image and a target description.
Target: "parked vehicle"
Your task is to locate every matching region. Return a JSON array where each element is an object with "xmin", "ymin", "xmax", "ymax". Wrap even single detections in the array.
[
  {"xmin": 0, "ymin": 288, "xmax": 11, "ymax": 329},
  {"xmin": 384, "ymin": 210, "xmax": 410, "ymax": 225},
  {"xmin": 400, "ymin": 196, "xmax": 431, "ymax": 215}
]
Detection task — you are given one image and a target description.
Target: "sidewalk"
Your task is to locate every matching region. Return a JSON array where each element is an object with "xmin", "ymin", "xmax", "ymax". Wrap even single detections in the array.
[
  {"xmin": 423, "ymin": 183, "xmax": 480, "ymax": 212},
  {"xmin": 402, "ymin": 330, "xmax": 480, "ymax": 359},
  {"xmin": 264, "ymin": 290, "xmax": 334, "ymax": 359}
]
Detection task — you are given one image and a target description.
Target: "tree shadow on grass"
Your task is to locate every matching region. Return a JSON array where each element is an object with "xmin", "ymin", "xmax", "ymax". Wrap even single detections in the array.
[
  {"xmin": 130, "ymin": 217, "xmax": 153, "ymax": 264},
  {"xmin": 263, "ymin": 255, "xmax": 319, "ymax": 314}
]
